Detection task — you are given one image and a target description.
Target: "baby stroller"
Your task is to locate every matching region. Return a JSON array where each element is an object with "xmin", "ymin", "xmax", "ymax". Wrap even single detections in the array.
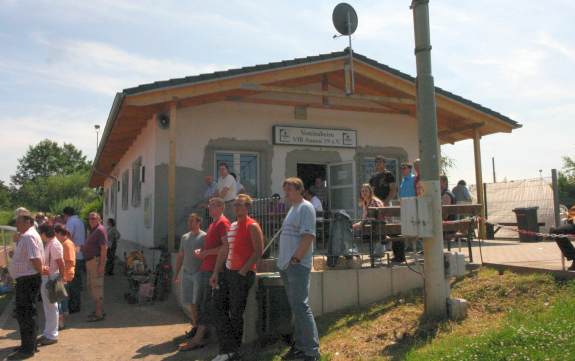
[
  {"xmin": 124, "ymin": 250, "xmax": 154, "ymax": 304},
  {"xmin": 327, "ymin": 210, "xmax": 359, "ymax": 268}
]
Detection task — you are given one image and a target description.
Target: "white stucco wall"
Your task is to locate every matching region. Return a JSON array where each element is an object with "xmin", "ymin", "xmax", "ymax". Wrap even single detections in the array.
[
  {"xmin": 103, "ymin": 118, "xmax": 156, "ymax": 246},
  {"xmin": 157, "ymin": 100, "xmax": 419, "ymax": 194},
  {"xmin": 108, "ymin": 97, "xmax": 419, "ymax": 246}
]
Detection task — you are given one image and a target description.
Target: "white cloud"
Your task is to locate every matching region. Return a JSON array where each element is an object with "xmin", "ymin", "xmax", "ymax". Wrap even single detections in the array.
[
  {"xmin": 536, "ymin": 32, "xmax": 575, "ymax": 62},
  {"xmin": 1, "ymin": 35, "xmax": 233, "ymax": 96},
  {"xmin": 0, "ymin": 105, "xmax": 104, "ymax": 183}
]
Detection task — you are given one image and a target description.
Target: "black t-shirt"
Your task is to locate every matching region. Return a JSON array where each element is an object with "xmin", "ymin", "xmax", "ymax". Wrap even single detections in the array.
[{"xmin": 369, "ymin": 171, "xmax": 396, "ymax": 200}]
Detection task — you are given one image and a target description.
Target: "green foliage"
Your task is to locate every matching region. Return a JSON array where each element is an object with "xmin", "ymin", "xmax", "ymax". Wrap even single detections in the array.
[
  {"xmin": 440, "ymin": 155, "xmax": 455, "ymax": 176},
  {"xmin": 0, "ymin": 210, "xmax": 14, "ymax": 226},
  {"xmin": 406, "ymin": 285, "xmax": 575, "ymax": 361},
  {"xmin": 0, "ymin": 181, "xmax": 12, "ymax": 210},
  {"xmin": 80, "ymin": 197, "xmax": 103, "ymax": 223},
  {"xmin": 11, "ymin": 139, "xmax": 90, "ymax": 187},
  {"xmin": 49, "ymin": 197, "xmax": 88, "ymax": 216},
  {"xmin": 563, "ymin": 155, "xmax": 575, "ymax": 174},
  {"xmin": 14, "ymin": 170, "xmax": 98, "ymax": 212},
  {"xmin": 559, "ymin": 155, "xmax": 575, "ymax": 207}
]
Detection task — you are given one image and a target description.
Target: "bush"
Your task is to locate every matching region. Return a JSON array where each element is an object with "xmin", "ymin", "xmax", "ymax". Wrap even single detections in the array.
[
  {"xmin": 80, "ymin": 197, "xmax": 103, "ymax": 223},
  {"xmin": 49, "ymin": 197, "xmax": 87, "ymax": 216},
  {"xmin": 14, "ymin": 170, "xmax": 98, "ymax": 212},
  {"xmin": 0, "ymin": 210, "xmax": 14, "ymax": 226}
]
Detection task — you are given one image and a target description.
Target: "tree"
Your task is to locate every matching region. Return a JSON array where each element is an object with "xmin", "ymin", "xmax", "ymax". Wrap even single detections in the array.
[
  {"xmin": 559, "ymin": 155, "xmax": 575, "ymax": 207},
  {"xmin": 0, "ymin": 180, "xmax": 12, "ymax": 209},
  {"xmin": 11, "ymin": 140, "xmax": 91, "ymax": 187},
  {"xmin": 14, "ymin": 170, "xmax": 98, "ymax": 212},
  {"xmin": 440, "ymin": 155, "xmax": 455, "ymax": 176}
]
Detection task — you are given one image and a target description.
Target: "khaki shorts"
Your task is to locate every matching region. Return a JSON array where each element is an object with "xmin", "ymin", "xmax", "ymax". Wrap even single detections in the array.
[{"xmin": 86, "ymin": 258, "xmax": 104, "ymax": 302}]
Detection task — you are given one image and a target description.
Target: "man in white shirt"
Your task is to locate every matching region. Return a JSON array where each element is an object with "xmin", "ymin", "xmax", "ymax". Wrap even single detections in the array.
[
  {"xmin": 8, "ymin": 209, "xmax": 44, "ymax": 360},
  {"xmin": 216, "ymin": 163, "xmax": 237, "ymax": 221}
]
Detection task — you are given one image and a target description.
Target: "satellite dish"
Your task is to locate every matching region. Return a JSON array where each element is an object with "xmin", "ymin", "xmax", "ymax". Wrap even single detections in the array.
[{"xmin": 332, "ymin": 3, "xmax": 358, "ymax": 36}]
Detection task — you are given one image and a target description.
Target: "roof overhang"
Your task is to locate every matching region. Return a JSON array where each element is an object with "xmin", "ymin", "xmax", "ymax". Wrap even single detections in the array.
[{"xmin": 89, "ymin": 51, "xmax": 521, "ymax": 187}]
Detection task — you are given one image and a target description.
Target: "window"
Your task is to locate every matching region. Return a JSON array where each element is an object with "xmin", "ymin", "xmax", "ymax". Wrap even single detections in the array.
[
  {"xmin": 131, "ymin": 157, "xmax": 142, "ymax": 207},
  {"xmin": 104, "ymin": 188, "xmax": 109, "ymax": 217},
  {"xmin": 361, "ymin": 157, "xmax": 399, "ymax": 184},
  {"xmin": 122, "ymin": 170, "xmax": 129, "ymax": 210},
  {"xmin": 110, "ymin": 180, "xmax": 118, "ymax": 217},
  {"xmin": 215, "ymin": 152, "xmax": 259, "ymax": 197}
]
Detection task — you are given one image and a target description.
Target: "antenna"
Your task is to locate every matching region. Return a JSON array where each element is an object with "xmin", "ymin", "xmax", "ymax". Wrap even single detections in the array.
[{"xmin": 332, "ymin": 3, "xmax": 358, "ymax": 95}]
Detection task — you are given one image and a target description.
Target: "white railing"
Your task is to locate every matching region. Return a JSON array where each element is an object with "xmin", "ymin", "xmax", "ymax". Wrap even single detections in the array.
[{"xmin": 249, "ymin": 197, "xmax": 288, "ymax": 259}]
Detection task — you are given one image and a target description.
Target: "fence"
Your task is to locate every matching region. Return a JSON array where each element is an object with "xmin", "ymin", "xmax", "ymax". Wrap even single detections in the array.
[{"xmin": 470, "ymin": 177, "xmax": 556, "ymax": 238}]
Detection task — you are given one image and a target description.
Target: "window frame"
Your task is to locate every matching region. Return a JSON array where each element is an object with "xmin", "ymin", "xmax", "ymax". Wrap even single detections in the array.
[
  {"xmin": 361, "ymin": 156, "xmax": 400, "ymax": 199},
  {"xmin": 214, "ymin": 150, "xmax": 260, "ymax": 197},
  {"xmin": 121, "ymin": 170, "xmax": 130, "ymax": 210},
  {"xmin": 131, "ymin": 157, "xmax": 143, "ymax": 208}
]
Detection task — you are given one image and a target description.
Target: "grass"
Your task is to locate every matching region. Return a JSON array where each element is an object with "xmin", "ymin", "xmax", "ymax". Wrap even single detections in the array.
[{"xmin": 253, "ymin": 268, "xmax": 574, "ymax": 361}]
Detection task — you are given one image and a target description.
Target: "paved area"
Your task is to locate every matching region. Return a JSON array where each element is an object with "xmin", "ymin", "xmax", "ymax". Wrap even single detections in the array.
[
  {"xmin": 0, "ymin": 272, "xmax": 219, "ymax": 361},
  {"xmin": 1, "ymin": 238, "xmax": 572, "ymax": 360},
  {"xmin": 452, "ymin": 238, "xmax": 569, "ymax": 271}
]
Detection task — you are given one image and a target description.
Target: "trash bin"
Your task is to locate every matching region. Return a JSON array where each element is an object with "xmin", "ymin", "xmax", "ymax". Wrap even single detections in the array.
[
  {"xmin": 485, "ymin": 222, "xmax": 495, "ymax": 240},
  {"xmin": 512, "ymin": 207, "xmax": 541, "ymax": 242}
]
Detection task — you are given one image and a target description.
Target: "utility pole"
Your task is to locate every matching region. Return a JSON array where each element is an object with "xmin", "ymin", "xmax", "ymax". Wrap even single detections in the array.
[
  {"xmin": 551, "ymin": 169, "xmax": 560, "ymax": 227},
  {"xmin": 411, "ymin": 0, "xmax": 448, "ymax": 319},
  {"xmin": 492, "ymin": 157, "xmax": 496, "ymax": 183}
]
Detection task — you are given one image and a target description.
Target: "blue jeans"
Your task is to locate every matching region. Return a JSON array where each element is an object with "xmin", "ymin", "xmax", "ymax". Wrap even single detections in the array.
[
  {"xmin": 58, "ymin": 284, "xmax": 72, "ymax": 314},
  {"xmin": 280, "ymin": 264, "xmax": 320, "ymax": 358}
]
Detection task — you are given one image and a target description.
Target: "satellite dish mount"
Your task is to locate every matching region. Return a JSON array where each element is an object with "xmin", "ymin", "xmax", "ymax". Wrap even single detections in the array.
[{"xmin": 332, "ymin": 3, "xmax": 358, "ymax": 95}]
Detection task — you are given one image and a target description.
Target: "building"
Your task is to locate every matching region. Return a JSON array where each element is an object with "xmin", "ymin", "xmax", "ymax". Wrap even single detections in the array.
[{"xmin": 89, "ymin": 50, "xmax": 521, "ymax": 253}]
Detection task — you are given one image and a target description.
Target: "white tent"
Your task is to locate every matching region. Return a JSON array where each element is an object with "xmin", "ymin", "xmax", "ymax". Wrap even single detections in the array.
[{"xmin": 469, "ymin": 178, "xmax": 554, "ymax": 238}]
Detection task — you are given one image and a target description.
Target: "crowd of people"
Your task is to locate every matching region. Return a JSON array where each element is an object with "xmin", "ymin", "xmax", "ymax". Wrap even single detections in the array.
[
  {"xmin": 7, "ymin": 207, "xmax": 119, "ymax": 360},
  {"xmin": 172, "ymin": 176, "xmax": 320, "ymax": 361},
  {"xmin": 6, "ymin": 155, "xmax": 477, "ymax": 360},
  {"xmin": 352, "ymin": 156, "xmax": 473, "ymax": 263},
  {"xmin": 7, "ymin": 173, "xmax": 320, "ymax": 361}
]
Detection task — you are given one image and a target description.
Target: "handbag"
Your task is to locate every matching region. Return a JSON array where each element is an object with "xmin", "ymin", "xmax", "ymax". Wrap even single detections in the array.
[{"xmin": 45, "ymin": 245, "xmax": 68, "ymax": 303}]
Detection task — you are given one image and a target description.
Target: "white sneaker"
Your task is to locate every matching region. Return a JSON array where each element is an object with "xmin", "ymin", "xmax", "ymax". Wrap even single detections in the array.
[{"xmin": 211, "ymin": 354, "xmax": 234, "ymax": 361}]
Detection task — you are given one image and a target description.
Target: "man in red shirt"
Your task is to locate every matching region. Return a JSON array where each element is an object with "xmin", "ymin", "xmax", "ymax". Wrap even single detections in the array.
[
  {"xmin": 210, "ymin": 195, "xmax": 264, "ymax": 361},
  {"xmin": 182, "ymin": 197, "xmax": 230, "ymax": 351}
]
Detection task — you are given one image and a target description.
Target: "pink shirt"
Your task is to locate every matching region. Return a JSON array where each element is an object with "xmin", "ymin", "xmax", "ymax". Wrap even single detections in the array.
[
  {"xmin": 44, "ymin": 238, "xmax": 64, "ymax": 275},
  {"xmin": 8, "ymin": 227, "xmax": 44, "ymax": 279}
]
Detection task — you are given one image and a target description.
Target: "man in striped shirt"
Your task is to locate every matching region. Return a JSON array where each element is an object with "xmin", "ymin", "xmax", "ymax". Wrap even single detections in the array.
[
  {"xmin": 210, "ymin": 194, "xmax": 264, "ymax": 361},
  {"xmin": 8, "ymin": 209, "xmax": 44, "ymax": 360}
]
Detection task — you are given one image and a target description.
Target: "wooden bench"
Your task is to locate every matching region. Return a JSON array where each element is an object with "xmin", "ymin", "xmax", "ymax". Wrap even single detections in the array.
[{"xmin": 363, "ymin": 204, "xmax": 483, "ymax": 265}]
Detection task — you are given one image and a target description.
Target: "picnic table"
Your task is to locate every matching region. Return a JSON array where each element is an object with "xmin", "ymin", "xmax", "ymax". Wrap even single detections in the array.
[{"xmin": 363, "ymin": 204, "xmax": 483, "ymax": 266}]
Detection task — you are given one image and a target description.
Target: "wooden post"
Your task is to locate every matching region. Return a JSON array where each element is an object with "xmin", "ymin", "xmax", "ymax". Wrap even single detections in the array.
[
  {"xmin": 473, "ymin": 128, "xmax": 486, "ymax": 239},
  {"xmin": 167, "ymin": 102, "xmax": 178, "ymax": 252}
]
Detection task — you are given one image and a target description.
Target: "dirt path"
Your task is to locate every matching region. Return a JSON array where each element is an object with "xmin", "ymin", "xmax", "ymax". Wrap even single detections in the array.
[{"xmin": 0, "ymin": 272, "xmax": 219, "ymax": 361}]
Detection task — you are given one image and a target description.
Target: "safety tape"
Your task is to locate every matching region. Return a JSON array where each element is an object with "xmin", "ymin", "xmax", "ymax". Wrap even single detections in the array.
[
  {"xmin": 439, "ymin": 216, "xmax": 575, "ymax": 240},
  {"xmin": 477, "ymin": 216, "xmax": 575, "ymax": 240}
]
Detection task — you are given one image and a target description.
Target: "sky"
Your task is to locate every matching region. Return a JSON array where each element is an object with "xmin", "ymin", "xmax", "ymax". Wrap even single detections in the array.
[{"xmin": 0, "ymin": 0, "xmax": 573, "ymax": 186}]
